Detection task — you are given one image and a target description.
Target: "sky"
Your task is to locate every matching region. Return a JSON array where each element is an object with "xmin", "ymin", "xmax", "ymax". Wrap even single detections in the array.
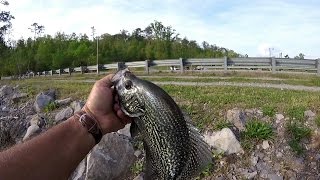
[{"xmin": 3, "ymin": 0, "xmax": 320, "ymax": 58}]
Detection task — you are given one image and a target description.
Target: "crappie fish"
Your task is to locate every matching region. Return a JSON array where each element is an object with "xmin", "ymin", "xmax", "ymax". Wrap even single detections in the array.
[{"xmin": 112, "ymin": 69, "xmax": 212, "ymax": 180}]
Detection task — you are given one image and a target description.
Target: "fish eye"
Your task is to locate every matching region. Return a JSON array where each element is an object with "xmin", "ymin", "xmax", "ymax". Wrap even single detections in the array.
[{"xmin": 124, "ymin": 80, "xmax": 133, "ymax": 90}]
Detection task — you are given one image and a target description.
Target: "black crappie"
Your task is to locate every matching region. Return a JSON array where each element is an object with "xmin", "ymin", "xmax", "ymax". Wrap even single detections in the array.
[{"xmin": 112, "ymin": 69, "xmax": 212, "ymax": 180}]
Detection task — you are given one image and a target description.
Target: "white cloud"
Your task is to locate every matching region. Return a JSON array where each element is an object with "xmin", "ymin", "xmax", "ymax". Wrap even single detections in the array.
[{"xmin": 5, "ymin": 0, "xmax": 320, "ymax": 58}]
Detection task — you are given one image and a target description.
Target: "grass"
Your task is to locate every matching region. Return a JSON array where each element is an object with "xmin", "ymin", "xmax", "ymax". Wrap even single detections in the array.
[
  {"xmin": 262, "ymin": 105, "xmax": 277, "ymax": 117},
  {"xmin": 243, "ymin": 120, "xmax": 274, "ymax": 140},
  {"xmin": 130, "ymin": 160, "xmax": 144, "ymax": 176},
  {"xmin": 44, "ymin": 101, "xmax": 59, "ymax": 113},
  {"xmin": 286, "ymin": 106, "xmax": 306, "ymax": 122},
  {"xmin": 286, "ymin": 122, "xmax": 311, "ymax": 155},
  {"xmin": 213, "ymin": 119, "xmax": 232, "ymax": 130},
  {"xmin": 142, "ymin": 76, "xmax": 320, "ymax": 87}
]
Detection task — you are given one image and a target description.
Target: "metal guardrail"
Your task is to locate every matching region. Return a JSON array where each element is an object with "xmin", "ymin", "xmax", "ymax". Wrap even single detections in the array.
[{"xmin": 1, "ymin": 57, "xmax": 320, "ymax": 79}]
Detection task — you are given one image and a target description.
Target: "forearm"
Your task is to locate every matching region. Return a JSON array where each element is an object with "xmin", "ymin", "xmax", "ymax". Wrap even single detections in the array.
[{"xmin": 0, "ymin": 116, "xmax": 95, "ymax": 180}]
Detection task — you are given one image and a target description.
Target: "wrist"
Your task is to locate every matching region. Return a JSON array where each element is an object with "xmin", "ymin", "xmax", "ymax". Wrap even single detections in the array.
[{"xmin": 74, "ymin": 109, "xmax": 103, "ymax": 144}]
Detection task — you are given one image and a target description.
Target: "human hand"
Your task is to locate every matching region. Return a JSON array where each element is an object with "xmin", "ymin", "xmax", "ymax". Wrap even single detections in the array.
[{"xmin": 83, "ymin": 74, "xmax": 132, "ymax": 134}]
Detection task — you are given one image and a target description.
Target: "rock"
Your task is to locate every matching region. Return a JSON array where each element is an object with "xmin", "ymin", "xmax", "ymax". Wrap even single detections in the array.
[
  {"xmin": 133, "ymin": 173, "xmax": 144, "ymax": 180},
  {"xmin": 117, "ymin": 124, "xmax": 131, "ymax": 138},
  {"xmin": 134, "ymin": 150, "xmax": 142, "ymax": 158},
  {"xmin": 245, "ymin": 108, "xmax": 263, "ymax": 119},
  {"xmin": 251, "ymin": 155, "xmax": 259, "ymax": 166},
  {"xmin": 55, "ymin": 107, "xmax": 73, "ymax": 122},
  {"xmin": 55, "ymin": 98, "xmax": 72, "ymax": 106},
  {"xmin": 86, "ymin": 133, "xmax": 135, "ymax": 180},
  {"xmin": 71, "ymin": 101, "xmax": 85, "ymax": 113},
  {"xmin": 43, "ymin": 89, "xmax": 56, "ymax": 99},
  {"xmin": 11, "ymin": 92, "xmax": 28, "ymax": 102},
  {"xmin": 29, "ymin": 114, "xmax": 46, "ymax": 128},
  {"xmin": 0, "ymin": 85, "xmax": 13, "ymax": 97},
  {"xmin": 23, "ymin": 124, "xmax": 40, "ymax": 141},
  {"xmin": 268, "ymin": 174, "xmax": 283, "ymax": 180},
  {"xmin": 204, "ymin": 128, "xmax": 243, "ymax": 154},
  {"xmin": 70, "ymin": 158, "xmax": 86, "ymax": 180},
  {"xmin": 34, "ymin": 92, "xmax": 55, "ymax": 112},
  {"xmin": 262, "ymin": 140, "xmax": 270, "ymax": 150},
  {"xmin": 275, "ymin": 114, "xmax": 284, "ymax": 123},
  {"xmin": 226, "ymin": 108, "xmax": 247, "ymax": 131},
  {"xmin": 242, "ymin": 171, "xmax": 257, "ymax": 179},
  {"xmin": 304, "ymin": 110, "xmax": 316, "ymax": 120}
]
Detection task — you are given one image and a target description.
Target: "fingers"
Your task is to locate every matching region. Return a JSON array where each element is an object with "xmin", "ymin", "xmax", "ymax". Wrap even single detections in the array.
[{"xmin": 96, "ymin": 74, "xmax": 115, "ymax": 87}]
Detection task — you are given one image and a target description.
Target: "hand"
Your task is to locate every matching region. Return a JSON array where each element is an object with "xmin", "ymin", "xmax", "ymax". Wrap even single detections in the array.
[{"xmin": 83, "ymin": 74, "xmax": 132, "ymax": 134}]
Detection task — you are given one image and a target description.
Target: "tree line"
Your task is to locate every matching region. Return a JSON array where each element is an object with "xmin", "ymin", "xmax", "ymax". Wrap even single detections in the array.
[{"xmin": 1, "ymin": 1, "xmax": 242, "ymax": 76}]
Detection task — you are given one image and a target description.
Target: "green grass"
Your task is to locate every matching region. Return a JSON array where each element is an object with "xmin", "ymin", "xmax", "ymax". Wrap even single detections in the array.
[
  {"xmin": 142, "ymin": 76, "xmax": 320, "ymax": 87},
  {"xmin": 130, "ymin": 160, "xmax": 143, "ymax": 176},
  {"xmin": 213, "ymin": 119, "xmax": 232, "ymax": 130},
  {"xmin": 44, "ymin": 101, "xmax": 59, "ymax": 113},
  {"xmin": 262, "ymin": 105, "xmax": 277, "ymax": 117},
  {"xmin": 243, "ymin": 120, "xmax": 274, "ymax": 140},
  {"xmin": 286, "ymin": 106, "xmax": 306, "ymax": 122},
  {"xmin": 286, "ymin": 121, "xmax": 311, "ymax": 155}
]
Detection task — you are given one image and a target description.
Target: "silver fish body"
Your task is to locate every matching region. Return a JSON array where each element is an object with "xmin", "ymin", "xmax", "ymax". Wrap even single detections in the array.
[{"xmin": 112, "ymin": 69, "xmax": 212, "ymax": 180}]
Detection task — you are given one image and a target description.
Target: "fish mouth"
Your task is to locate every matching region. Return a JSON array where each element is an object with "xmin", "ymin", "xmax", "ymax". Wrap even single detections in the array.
[{"xmin": 111, "ymin": 68, "xmax": 131, "ymax": 85}]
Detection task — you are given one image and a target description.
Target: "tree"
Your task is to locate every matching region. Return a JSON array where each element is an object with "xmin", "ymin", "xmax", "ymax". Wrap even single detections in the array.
[
  {"xmin": 29, "ymin": 23, "xmax": 45, "ymax": 40},
  {"xmin": 0, "ymin": 0, "xmax": 14, "ymax": 40},
  {"xmin": 294, "ymin": 53, "xmax": 305, "ymax": 60}
]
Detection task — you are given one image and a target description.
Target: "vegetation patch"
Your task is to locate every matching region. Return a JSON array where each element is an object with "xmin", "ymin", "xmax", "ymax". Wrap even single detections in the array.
[
  {"xmin": 286, "ymin": 122, "xmax": 311, "ymax": 155},
  {"xmin": 243, "ymin": 120, "xmax": 274, "ymax": 140},
  {"xmin": 44, "ymin": 101, "xmax": 59, "ymax": 113},
  {"xmin": 262, "ymin": 105, "xmax": 276, "ymax": 117},
  {"xmin": 286, "ymin": 106, "xmax": 306, "ymax": 122}
]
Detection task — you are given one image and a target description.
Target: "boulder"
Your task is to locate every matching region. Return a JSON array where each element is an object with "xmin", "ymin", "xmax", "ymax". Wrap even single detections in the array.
[
  {"xmin": 11, "ymin": 92, "xmax": 28, "ymax": 103},
  {"xmin": 55, "ymin": 98, "xmax": 72, "ymax": 106},
  {"xmin": 23, "ymin": 124, "xmax": 40, "ymax": 141},
  {"xmin": 226, "ymin": 108, "xmax": 247, "ymax": 131},
  {"xmin": 71, "ymin": 101, "xmax": 85, "ymax": 113},
  {"xmin": 29, "ymin": 114, "xmax": 46, "ymax": 128},
  {"xmin": 55, "ymin": 107, "xmax": 73, "ymax": 122},
  {"xmin": 85, "ymin": 133, "xmax": 135, "ymax": 180},
  {"xmin": 117, "ymin": 124, "xmax": 131, "ymax": 138},
  {"xmin": 0, "ymin": 85, "xmax": 13, "ymax": 97},
  {"xmin": 34, "ymin": 92, "xmax": 55, "ymax": 112},
  {"xmin": 304, "ymin": 110, "xmax": 316, "ymax": 120},
  {"xmin": 70, "ymin": 158, "xmax": 87, "ymax": 180},
  {"xmin": 204, "ymin": 128, "xmax": 243, "ymax": 155}
]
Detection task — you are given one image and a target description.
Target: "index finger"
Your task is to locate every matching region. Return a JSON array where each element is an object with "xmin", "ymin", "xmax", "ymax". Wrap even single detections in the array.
[{"xmin": 96, "ymin": 74, "xmax": 115, "ymax": 87}]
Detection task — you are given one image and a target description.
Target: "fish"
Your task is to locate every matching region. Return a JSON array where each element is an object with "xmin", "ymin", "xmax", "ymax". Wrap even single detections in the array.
[{"xmin": 112, "ymin": 69, "xmax": 212, "ymax": 180}]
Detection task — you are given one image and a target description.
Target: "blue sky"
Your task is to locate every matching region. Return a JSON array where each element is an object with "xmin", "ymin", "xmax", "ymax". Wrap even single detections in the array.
[{"xmin": 4, "ymin": 0, "xmax": 320, "ymax": 58}]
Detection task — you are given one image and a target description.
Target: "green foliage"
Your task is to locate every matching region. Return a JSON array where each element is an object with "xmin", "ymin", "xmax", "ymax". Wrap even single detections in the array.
[
  {"xmin": 0, "ymin": 20, "xmax": 241, "ymax": 76},
  {"xmin": 197, "ymin": 163, "xmax": 214, "ymax": 179},
  {"xmin": 130, "ymin": 160, "xmax": 143, "ymax": 176},
  {"xmin": 286, "ymin": 121, "xmax": 311, "ymax": 155},
  {"xmin": 44, "ymin": 101, "xmax": 58, "ymax": 113},
  {"xmin": 213, "ymin": 119, "xmax": 232, "ymax": 130},
  {"xmin": 262, "ymin": 105, "xmax": 276, "ymax": 117},
  {"xmin": 287, "ymin": 106, "xmax": 306, "ymax": 121},
  {"xmin": 243, "ymin": 120, "xmax": 274, "ymax": 140}
]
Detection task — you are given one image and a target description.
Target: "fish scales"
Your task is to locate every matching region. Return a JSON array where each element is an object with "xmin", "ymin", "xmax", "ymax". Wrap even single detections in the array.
[{"xmin": 112, "ymin": 69, "xmax": 212, "ymax": 180}]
